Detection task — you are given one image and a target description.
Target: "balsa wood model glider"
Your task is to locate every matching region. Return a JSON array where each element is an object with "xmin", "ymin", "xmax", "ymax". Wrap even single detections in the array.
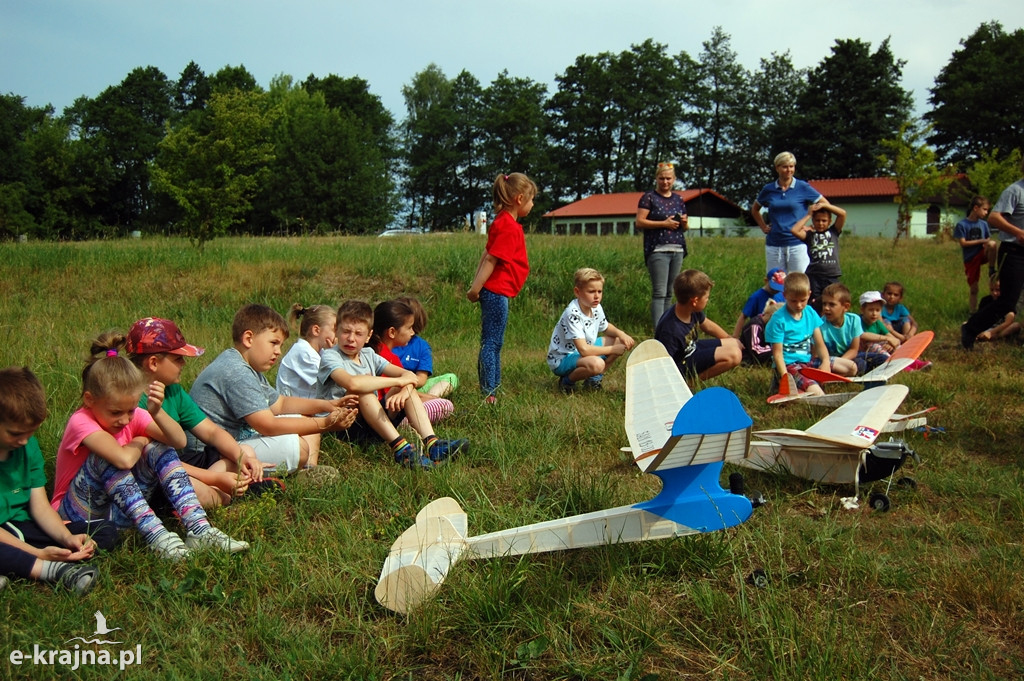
[
  {"xmin": 768, "ymin": 330, "xmax": 934, "ymax": 405},
  {"xmin": 374, "ymin": 341, "xmax": 758, "ymax": 615}
]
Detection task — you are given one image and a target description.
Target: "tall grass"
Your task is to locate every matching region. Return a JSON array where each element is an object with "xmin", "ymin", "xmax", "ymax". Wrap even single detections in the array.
[{"xmin": 0, "ymin": 233, "xmax": 1022, "ymax": 680}]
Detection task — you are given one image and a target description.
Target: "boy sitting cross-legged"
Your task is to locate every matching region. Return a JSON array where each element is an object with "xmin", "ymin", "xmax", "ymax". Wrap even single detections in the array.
[
  {"xmin": 819, "ymin": 283, "xmax": 887, "ymax": 376},
  {"xmin": 318, "ymin": 300, "xmax": 468, "ymax": 470},
  {"xmin": 765, "ymin": 272, "xmax": 831, "ymax": 397},
  {"xmin": 185, "ymin": 304, "xmax": 358, "ymax": 477},
  {"xmin": 654, "ymin": 269, "xmax": 742, "ymax": 382}
]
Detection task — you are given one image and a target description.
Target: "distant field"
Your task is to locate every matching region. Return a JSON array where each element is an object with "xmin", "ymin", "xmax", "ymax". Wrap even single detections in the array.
[{"xmin": 0, "ymin": 233, "xmax": 1021, "ymax": 680}]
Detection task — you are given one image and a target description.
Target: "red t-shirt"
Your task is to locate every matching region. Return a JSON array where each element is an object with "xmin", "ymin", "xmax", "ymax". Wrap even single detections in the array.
[
  {"xmin": 483, "ymin": 210, "xmax": 529, "ymax": 297},
  {"xmin": 374, "ymin": 342, "xmax": 403, "ymax": 401}
]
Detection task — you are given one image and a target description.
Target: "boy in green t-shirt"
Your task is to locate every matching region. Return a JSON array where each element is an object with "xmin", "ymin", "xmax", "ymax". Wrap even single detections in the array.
[
  {"xmin": 858, "ymin": 290, "xmax": 901, "ymax": 355},
  {"xmin": 0, "ymin": 367, "xmax": 116, "ymax": 594},
  {"xmin": 126, "ymin": 317, "xmax": 280, "ymax": 508}
]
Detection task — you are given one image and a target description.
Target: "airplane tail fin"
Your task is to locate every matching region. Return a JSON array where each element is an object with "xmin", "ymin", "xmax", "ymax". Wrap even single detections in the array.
[
  {"xmin": 767, "ymin": 372, "xmax": 800, "ymax": 403},
  {"xmin": 375, "ymin": 498, "xmax": 469, "ymax": 615},
  {"xmin": 625, "ymin": 340, "xmax": 693, "ymax": 472}
]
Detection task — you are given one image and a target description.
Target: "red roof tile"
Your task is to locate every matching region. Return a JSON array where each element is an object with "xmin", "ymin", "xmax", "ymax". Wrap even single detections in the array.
[
  {"xmin": 807, "ymin": 177, "xmax": 898, "ymax": 198},
  {"xmin": 543, "ymin": 189, "xmax": 738, "ymax": 218}
]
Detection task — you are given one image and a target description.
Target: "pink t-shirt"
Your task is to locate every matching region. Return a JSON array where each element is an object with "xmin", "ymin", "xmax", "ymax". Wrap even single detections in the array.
[{"xmin": 51, "ymin": 406, "xmax": 154, "ymax": 510}]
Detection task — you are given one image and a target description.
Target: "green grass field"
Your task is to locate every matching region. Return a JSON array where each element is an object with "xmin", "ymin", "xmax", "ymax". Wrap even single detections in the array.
[{"xmin": 0, "ymin": 233, "xmax": 1022, "ymax": 680}]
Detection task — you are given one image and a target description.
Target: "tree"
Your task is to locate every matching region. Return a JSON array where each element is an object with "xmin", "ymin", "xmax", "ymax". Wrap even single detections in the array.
[
  {"xmin": 63, "ymin": 66, "xmax": 173, "ymax": 228},
  {"xmin": 925, "ymin": 22, "xmax": 1024, "ymax": 167},
  {"xmin": 966, "ymin": 148, "xmax": 1023, "ymax": 204},
  {"xmin": 256, "ymin": 78, "xmax": 397, "ymax": 235},
  {"xmin": 210, "ymin": 64, "xmax": 260, "ymax": 94},
  {"xmin": 401, "ymin": 64, "xmax": 463, "ymax": 230},
  {"xmin": 173, "ymin": 61, "xmax": 211, "ymax": 120},
  {"xmin": 789, "ymin": 38, "xmax": 912, "ymax": 180},
  {"xmin": 749, "ymin": 52, "xmax": 808, "ymax": 173},
  {"xmin": 151, "ymin": 90, "xmax": 276, "ymax": 247},
  {"xmin": 878, "ymin": 121, "xmax": 952, "ymax": 243},
  {"xmin": 689, "ymin": 27, "xmax": 756, "ymax": 202},
  {"xmin": 547, "ymin": 52, "xmax": 617, "ymax": 200}
]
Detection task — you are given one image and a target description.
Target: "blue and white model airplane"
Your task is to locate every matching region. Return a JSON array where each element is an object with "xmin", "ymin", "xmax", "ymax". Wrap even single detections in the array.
[{"xmin": 374, "ymin": 341, "xmax": 758, "ymax": 615}]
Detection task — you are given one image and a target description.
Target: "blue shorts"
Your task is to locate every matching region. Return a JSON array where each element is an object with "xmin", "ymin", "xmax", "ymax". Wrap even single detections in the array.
[
  {"xmin": 680, "ymin": 338, "xmax": 722, "ymax": 377},
  {"xmin": 554, "ymin": 338, "xmax": 605, "ymax": 377}
]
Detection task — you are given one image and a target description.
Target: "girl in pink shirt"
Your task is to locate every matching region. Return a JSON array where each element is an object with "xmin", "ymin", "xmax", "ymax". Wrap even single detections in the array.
[{"xmin": 54, "ymin": 332, "xmax": 248, "ymax": 560}]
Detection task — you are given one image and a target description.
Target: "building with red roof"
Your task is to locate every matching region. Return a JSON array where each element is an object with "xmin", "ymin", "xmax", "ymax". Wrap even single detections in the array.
[{"xmin": 542, "ymin": 189, "xmax": 745, "ymax": 237}]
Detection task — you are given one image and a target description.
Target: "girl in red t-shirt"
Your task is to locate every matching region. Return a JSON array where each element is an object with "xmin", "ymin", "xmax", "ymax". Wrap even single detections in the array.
[{"xmin": 467, "ymin": 172, "xmax": 537, "ymax": 404}]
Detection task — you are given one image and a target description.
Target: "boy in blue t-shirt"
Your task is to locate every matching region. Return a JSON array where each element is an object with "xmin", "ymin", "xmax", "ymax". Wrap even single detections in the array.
[
  {"xmin": 881, "ymin": 281, "xmax": 918, "ymax": 341},
  {"xmin": 819, "ymin": 283, "xmax": 887, "ymax": 376},
  {"xmin": 953, "ymin": 196, "xmax": 997, "ymax": 313},
  {"xmin": 765, "ymin": 272, "xmax": 830, "ymax": 396}
]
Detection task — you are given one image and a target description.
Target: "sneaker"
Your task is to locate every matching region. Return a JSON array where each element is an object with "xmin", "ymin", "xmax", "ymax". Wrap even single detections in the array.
[
  {"xmin": 584, "ymin": 375, "xmax": 603, "ymax": 390},
  {"xmin": 149, "ymin": 531, "xmax": 191, "ymax": 561},
  {"xmin": 244, "ymin": 477, "xmax": 286, "ymax": 497},
  {"xmin": 295, "ymin": 465, "xmax": 339, "ymax": 484},
  {"xmin": 185, "ymin": 527, "xmax": 250, "ymax": 554},
  {"xmin": 559, "ymin": 376, "xmax": 576, "ymax": 394},
  {"xmin": 54, "ymin": 564, "xmax": 98, "ymax": 596},
  {"xmin": 906, "ymin": 359, "xmax": 932, "ymax": 372},
  {"xmin": 961, "ymin": 323, "xmax": 975, "ymax": 351},
  {"xmin": 484, "ymin": 395, "xmax": 497, "ymax": 405},
  {"xmin": 0, "ymin": 575, "xmax": 8, "ymax": 591},
  {"xmin": 394, "ymin": 444, "xmax": 437, "ymax": 470},
  {"xmin": 428, "ymin": 438, "xmax": 469, "ymax": 463}
]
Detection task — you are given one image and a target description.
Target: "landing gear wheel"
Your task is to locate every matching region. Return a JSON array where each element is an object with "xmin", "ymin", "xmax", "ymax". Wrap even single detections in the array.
[
  {"xmin": 748, "ymin": 569, "xmax": 769, "ymax": 589},
  {"xmin": 869, "ymin": 492, "xmax": 891, "ymax": 512},
  {"xmin": 896, "ymin": 477, "xmax": 917, "ymax": 490},
  {"xmin": 749, "ymin": 491, "xmax": 767, "ymax": 508}
]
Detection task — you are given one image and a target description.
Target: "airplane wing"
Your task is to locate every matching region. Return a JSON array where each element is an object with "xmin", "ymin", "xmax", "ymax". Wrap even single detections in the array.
[
  {"xmin": 851, "ymin": 330, "xmax": 933, "ymax": 383},
  {"xmin": 644, "ymin": 386, "xmax": 752, "ymax": 471},
  {"xmin": 756, "ymin": 384, "xmax": 909, "ymax": 451},
  {"xmin": 624, "ymin": 340, "xmax": 692, "ymax": 472}
]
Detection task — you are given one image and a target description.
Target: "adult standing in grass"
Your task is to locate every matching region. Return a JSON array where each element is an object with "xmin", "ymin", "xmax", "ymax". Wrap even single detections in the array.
[
  {"xmin": 636, "ymin": 162, "xmax": 688, "ymax": 329},
  {"xmin": 751, "ymin": 151, "xmax": 827, "ymax": 275},
  {"xmin": 961, "ymin": 160, "xmax": 1024, "ymax": 350},
  {"xmin": 467, "ymin": 172, "xmax": 536, "ymax": 404}
]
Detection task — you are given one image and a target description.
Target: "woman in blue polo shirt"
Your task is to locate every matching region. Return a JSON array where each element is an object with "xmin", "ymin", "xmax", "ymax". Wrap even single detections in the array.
[{"xmin": 751, "ymin": 151, "xmax": 829, "ymax": 275}]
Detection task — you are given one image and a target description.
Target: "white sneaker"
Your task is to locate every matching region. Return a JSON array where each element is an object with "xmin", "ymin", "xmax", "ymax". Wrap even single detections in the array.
[
  {"xmin": 185, "ymin": 527, "xmax": 249, "ymax": 553},
  {"xmin": 0, "ymin": 575, "xmax": 9, "ymax": 591},
  {"xmin": 149, "ymin": 532, "xmax": 191, "ymax": 561}
]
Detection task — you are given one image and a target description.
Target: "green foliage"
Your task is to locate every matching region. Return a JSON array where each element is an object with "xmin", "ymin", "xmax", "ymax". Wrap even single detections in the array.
[
  {"xmin": 926, "ymin": 21, "xmax": 1024, "ymax": 166},
  {"xmin": 150, "ymin": 90, "xmax": 276, "ymax": 247},
  {"xmin": 967, "ymin": 148, "xmax": 1024, "ymax": 204},
  {"xmin": 878, "ymin": 120, "xmax": 953, "ymax": 242},
  {"xmin": 790, "ymin": 38, "xmax": 913, "ymax": 180}
]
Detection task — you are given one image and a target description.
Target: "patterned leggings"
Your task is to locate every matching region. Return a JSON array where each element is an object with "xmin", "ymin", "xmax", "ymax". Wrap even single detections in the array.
[{"xmin": 58, "ymin": 443, "xmax": 210, "ymax": 544}]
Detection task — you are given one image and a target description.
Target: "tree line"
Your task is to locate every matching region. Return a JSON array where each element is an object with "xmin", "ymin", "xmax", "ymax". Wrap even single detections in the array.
[{"xmin": 1, "ymin": 23, "xmax": 1021, "ymax": 244}]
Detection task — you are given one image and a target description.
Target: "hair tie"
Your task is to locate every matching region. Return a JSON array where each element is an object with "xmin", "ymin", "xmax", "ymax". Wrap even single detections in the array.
[
  {"xmin": 504, "ymin": 174, "xmax": 509, "ymax": 180},
  {"xmin": 106, "ymin": 349, "xmax": 118, "ymax": 357}
]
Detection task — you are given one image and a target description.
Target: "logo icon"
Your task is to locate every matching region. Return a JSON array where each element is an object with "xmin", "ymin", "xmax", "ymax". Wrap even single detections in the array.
[{"xmin": 65, "ymin": 611, "xmax": 123, "ymax": 645}]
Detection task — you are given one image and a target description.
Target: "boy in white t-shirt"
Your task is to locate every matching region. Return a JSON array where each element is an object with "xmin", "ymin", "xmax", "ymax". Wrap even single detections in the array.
[{"xmin": 546, "ymin": 268, "xmax": 635, "ymax": 393}]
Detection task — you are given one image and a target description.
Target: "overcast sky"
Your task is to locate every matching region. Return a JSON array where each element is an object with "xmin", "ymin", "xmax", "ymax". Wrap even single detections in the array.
[{"xmin": 2, "ymin": 1, "xmax": 1019, "ymax": 120}]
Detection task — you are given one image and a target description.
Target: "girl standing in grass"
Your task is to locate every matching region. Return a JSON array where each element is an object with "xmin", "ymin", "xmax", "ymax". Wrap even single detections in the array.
[
  {"xmin": 52, "ymin": 332, "xmax": 248, "ymax": 560},
  {"xmin": 467, "ymin": 172, "xmax": 537, "ymax": 403},
  {"xmin": 372, "ymin": 299, "xmax": 454, "ymax": 424},
  {"xmin": 276, "ymin": 304, "xmax": 337, "ymax": 399}
]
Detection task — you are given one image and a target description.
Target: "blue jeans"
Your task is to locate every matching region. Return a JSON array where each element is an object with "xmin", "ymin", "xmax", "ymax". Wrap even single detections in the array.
[
  {"xmin": 647, "ymin": 250, "xmax": 686, "ymax": 328},
  {"xmin": 766, "ymin": 243, "xmax": 810, "ymax": 275},
  {"xmin": 477, "ymin": 288, "xmax": 509, "ymax": 396}
]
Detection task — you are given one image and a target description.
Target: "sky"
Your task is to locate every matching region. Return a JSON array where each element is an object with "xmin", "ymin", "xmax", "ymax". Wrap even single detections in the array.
[{"xmin": 1, "ymin": 0, "xmax": 1020, "ymax": 121}]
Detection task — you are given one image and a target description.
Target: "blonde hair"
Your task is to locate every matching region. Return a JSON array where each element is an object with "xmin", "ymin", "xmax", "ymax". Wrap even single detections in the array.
[
  {"xmin": 288, "ymin": 304, "xmax": 336, "ymax": 340},
  {"xmin": 492, "ymin": 172, "xmax": 537, "ymax": 213},
  {"xmin": 654, "ymin": 162, "xmax": 676, "ymax": 180},
  {"xmin": 337, "ymin": 300, "xmax": 373, "ymax": 330},
  {"xmin": 774, "ymin": 151, "xmax": 796, "ymax": 167},
  {"xmin": 573, "ymin": 267, "xmax": 605, "ymax": 290},
  {"xmin": 783, "ymin": 272, "xmax": 811, "ymax": 296},
  {"xmin": 82, "ymin": 331, "xmax": 146, "ymax": 400}
]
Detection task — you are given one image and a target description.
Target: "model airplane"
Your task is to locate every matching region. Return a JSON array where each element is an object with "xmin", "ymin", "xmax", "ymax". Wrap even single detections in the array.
[
  {"xmin": 374, "ymin": 343, "xmax": 758, "ymax": 615},
  {"xmin": 767, "ymin": 331, "xmax": 933, "ymax": 404},
  {"xmin": 624, "ymin": 341, "xmax": 924, "ymax": 511}
]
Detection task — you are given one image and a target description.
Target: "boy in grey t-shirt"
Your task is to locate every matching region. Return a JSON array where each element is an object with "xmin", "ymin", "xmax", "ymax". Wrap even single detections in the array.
[{"xmin": 186, "ymin": 304, "xmax": 356, "ymax": 473}]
